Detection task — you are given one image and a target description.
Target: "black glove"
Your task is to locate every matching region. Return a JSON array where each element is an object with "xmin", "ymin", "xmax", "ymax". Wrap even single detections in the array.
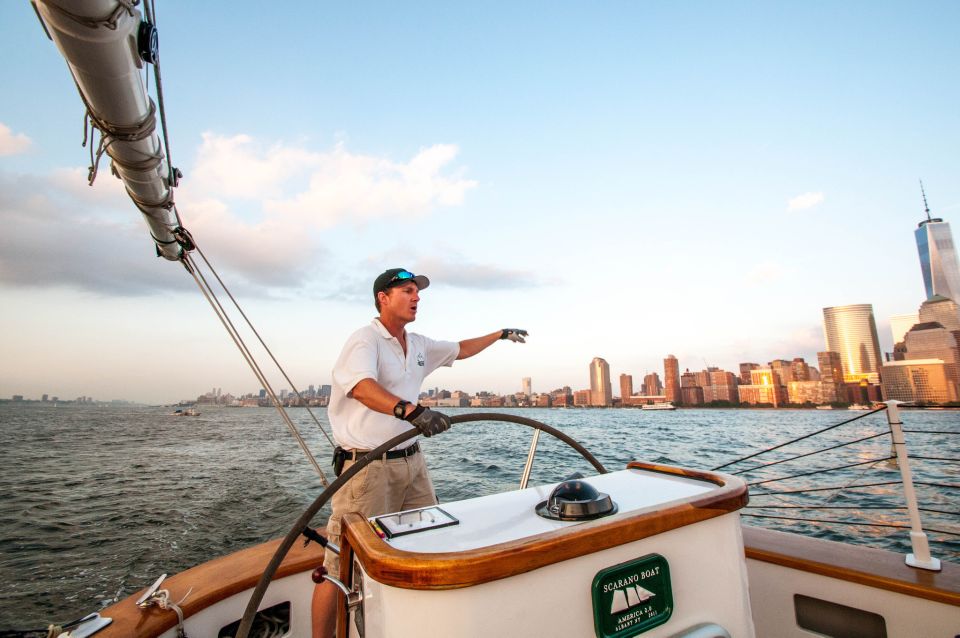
[
  {"xmin": 405, "ymin": 405, "xmax": 451, "ymax": 437},
  {"xmin": 500, "ymin": 328, "xmax": 528, "ymax": 343}
]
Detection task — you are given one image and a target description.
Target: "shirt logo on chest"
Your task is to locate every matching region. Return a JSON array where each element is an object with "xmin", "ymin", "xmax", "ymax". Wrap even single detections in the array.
[{"xmin": 417, "ymin": 352, "xmax": 425, "ymax": 367}]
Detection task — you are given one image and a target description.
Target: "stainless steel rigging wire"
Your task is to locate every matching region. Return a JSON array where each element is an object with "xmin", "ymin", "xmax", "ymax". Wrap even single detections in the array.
[
  {"xmin": 183, "ymin": 253, "xmax": 329, "ymax": 486},
  {"xmin": 189, "ymin": 240, "xmax": 335, "ymax": 449}
]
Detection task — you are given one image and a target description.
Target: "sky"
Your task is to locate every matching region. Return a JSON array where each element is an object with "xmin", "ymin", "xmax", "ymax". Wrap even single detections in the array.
[{"xmin": 1, "ymin": 1, "xmax": 959, "ymax": 404}]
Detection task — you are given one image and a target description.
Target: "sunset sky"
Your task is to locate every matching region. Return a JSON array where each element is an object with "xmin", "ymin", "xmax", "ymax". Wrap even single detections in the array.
[{"xmin": 2, "ymin": 2, "xmax": 959, "ymax": 403}]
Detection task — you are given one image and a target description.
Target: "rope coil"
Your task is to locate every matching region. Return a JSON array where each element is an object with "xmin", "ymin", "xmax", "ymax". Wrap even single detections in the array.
[{"xmin": 83, "ymin": 100, "xmax": 160, "ymax": 185}]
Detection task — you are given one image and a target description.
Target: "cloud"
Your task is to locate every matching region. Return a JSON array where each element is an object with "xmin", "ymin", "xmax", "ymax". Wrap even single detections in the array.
[
  {"xmin": 412, "ymin": 256, "xmax": 542, "ymax": 290},
  {"xmin": 186, "ymin": 134, "xmax": 477, "ymax": 229},
  {"xmin": 175, "ymin": 135, "xmax": 477, "ymax": 290},
  {"xmin": 319, "ymin": 254, "xmax": 543, "ymax": 304},
  {"xmin": 787, "ymin": 191, "xmax": 824, "ymax": 211},
  {"xmin": 261, "ymin": 142, "xmax": 476, "ymax": 225},
  {"xmin": 746, "ymin": 261, "xmax": 787, "ymax": 285},
  {"xmin": 0, "ymin": 171, "xmax": 192, "ymax": 296},
  {"xmin": 771, "ymin": 324, "xmax": 824, "ymax": 359},
  {"xmin": 0, "ymin": 123, "xmax": 32, "ymax": 156},
  {"xmin": 190, "ymin": 133, "xmax": 317, "ymax": 199},
  {"xmin": 0, "ymin": 133, "xmax": 477, "ymax": 297}
]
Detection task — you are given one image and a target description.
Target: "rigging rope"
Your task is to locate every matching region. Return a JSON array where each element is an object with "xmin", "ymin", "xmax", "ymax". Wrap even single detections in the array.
[
  {"xmin": 728, "ymin": 431, "xmax": 888, "ymax": 476},
  {"xmin": 819, "ymin": 457, "xmax": 891, "ymax": 507},
  {"xmin": 747, "ymin": 456, "xmax": 896, "ymax": 487},
  {"xmin": 137, "ymin": 586, "xmax": 192, "ymax": 638},
  {"xmin": 81, "ymin": 98, "xmax": 160, "ymax": 186},
  {"xmin": 749, "ymin": 505, "xmax": 903, "ymax": 510},
  {"xmin": 746, "ymin": 504, "xmax": 960, "ymax": 516},
  {"xmin": 142, "ymin": 0, "xmax": 181, "ymax": 192},
  {"xmin": 41, "ymin": 0, "xmax": 136, "ymax": 31},
  {"xmin": 712, "ymin": 405, "xmax": 886, "ymax": 471},
  {"xmin": 183, "ymin": 253, "xmax": 329, "ymax": 486},
  {"xmin": 189, "ymin": 239, "xmax": 334, "ymax": 449},
  {"xmin": 751, "ymin": 480, "xmax": 959, "ymax": 495},
  {"xmin": 903, "ymin": 429, "xmax": 959, "ymax": 435},
  {"xmin": 742, "ymin": 513, "xmax": 960, "ymax": 538}
]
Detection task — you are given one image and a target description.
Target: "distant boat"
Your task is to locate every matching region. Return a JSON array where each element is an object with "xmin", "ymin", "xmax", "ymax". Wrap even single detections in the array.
[
  {"xmin": 815, "ymin": 405, "xmax": 834, "ymax": 410},
  {"xmin": 641, "ymin": 402, "xmax": 676, "ymax": 411},
  {"xmin": 172, "ymin": 408, "xmax": 200, "ymax": 416},
  {"xmin": 847, "ymin": 404, "xmax": 871, "ymax": 410}
]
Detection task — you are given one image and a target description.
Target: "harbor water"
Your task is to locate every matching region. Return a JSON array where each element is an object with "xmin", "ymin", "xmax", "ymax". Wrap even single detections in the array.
[{"xmin": 0, "ymin": 403, "xmax": 956, "ymax": 629}]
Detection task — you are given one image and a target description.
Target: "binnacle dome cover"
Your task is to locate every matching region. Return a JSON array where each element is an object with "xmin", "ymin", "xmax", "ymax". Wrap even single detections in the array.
[{"xmin": 535, "ymin": 479, "xmax": 618, "ymax": 521}]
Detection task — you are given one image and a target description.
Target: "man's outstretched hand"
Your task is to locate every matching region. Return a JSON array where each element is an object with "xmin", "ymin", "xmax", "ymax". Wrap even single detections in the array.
[
  {"xmin": 405, "ymin": 405, "xmax": 452, "ymax": 437},
  {"xmin": 500, "ymin": 329, "xmax": 529, "ymax": 343}
]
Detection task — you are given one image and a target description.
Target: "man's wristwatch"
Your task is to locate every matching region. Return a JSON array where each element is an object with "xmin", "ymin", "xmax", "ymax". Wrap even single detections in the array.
[{"xmin": 393, "ymin": 400, "xmax": 411, "ymax": 419}]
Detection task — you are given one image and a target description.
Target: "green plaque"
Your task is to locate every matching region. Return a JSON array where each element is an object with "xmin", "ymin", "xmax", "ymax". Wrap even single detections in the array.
[{"xmin": 591, "ymin": 554, "xmax": 673, "ymax": 638}]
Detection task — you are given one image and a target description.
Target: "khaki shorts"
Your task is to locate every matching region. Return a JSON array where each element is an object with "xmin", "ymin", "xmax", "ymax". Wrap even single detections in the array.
[{"xmin": 323, "ymin": 450, "xmax": 436, "ymax": 575}]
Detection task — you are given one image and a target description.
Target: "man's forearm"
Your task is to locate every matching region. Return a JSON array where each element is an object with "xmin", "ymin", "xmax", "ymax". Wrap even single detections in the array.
[
  {"xmin": 350, "ymin": 378, "xmax": 414, "ymax": 417},
  {"xmin": 457, "ymin": 331, "xmax": 503, "ymax": 360}
]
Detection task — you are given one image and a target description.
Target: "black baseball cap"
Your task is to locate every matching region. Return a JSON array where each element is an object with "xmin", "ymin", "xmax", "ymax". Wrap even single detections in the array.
[{"xmin": 373, "ymin": 268, "xmax": 430, "ymax": 298}]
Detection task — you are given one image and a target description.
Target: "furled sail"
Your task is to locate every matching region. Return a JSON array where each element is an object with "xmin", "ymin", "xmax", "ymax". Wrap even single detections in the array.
[{"xmin": 33, "ymin": 0, "xmax": 183, "ymax": 261}]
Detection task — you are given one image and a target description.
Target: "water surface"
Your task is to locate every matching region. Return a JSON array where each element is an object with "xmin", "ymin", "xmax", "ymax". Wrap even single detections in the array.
[{"xmin": 0, "ymin": 404, "xmax": 956, "ymax": 628}]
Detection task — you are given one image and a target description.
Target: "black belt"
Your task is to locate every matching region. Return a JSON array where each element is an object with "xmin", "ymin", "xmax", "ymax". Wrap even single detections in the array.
[{"xmin": 347, "ymin": 441, "xmax": 420, "ymax": 460}]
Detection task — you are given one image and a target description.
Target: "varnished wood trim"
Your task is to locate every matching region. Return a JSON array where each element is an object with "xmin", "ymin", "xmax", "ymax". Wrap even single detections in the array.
[
  {"xmin": 743, "ymin": 525, "xmax": 960, "ymax": 607},
  {"xmin": 94, "ymin": 535, "xmax": 326, "ymax": 637},
  {"xmin": 626, "ymin": 460, "xmax": 727, "ymax": 485},
  {"xmin": 343, "ymin": 463, "xmax": 747, "ymax": 590}
]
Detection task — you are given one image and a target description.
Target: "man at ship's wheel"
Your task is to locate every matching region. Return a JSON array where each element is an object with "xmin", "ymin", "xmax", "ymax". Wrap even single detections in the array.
[{"xmin": 313, "ymin": 267, "xmax": 527, "ymax": 636}]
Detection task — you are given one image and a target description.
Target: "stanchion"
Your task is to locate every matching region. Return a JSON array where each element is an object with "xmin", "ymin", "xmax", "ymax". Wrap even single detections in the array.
[{"xmin": 885, "ymin": 400, "xmax": 941, "ymax": 571}]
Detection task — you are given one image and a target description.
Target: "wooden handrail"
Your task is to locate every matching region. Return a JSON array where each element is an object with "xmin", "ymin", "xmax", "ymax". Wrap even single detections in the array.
[
  {"xmin": 92, "ymin": 536, "xmax": 326, "ymax": 637},
  {"xmin": 343, "ymin": 462, "xmax": 748, "ymax": 590},
  {"xmin": 743, "ymin": 525, "xmax": 960, "ymax": 607}
]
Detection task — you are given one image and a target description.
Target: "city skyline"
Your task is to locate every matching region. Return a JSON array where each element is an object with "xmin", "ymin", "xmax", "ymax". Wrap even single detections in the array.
[
  {"xmin": 2, "ymin": 3, "xmax": 960, "ymax": 404},
  {"xmin": 7, "ymin": 211, "xmax": 960, "ymax": 405},
  {"xmin": 5, "ymin": 247, "xmax": 959, "ymax": 405}
]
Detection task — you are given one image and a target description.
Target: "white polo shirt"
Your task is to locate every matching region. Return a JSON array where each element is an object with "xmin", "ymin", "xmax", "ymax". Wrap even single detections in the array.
[{"xmin": 329, "ymin": 318, "xmax": 460, "ymax": 451}]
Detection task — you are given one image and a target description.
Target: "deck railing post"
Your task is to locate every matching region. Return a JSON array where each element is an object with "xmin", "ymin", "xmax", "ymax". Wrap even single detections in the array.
[
  {"xmin": 519, "ymin": 429, "xmax": 541, "ymax": 490},
  {"xmin": 884, "ymin": 400, "xmax": 941, "ymax": 571}
]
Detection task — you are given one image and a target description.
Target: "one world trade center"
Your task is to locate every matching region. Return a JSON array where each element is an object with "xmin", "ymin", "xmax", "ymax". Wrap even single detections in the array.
[{"xmin": 915, "ymin": 185, "xmax": 960, "ymax": 302}]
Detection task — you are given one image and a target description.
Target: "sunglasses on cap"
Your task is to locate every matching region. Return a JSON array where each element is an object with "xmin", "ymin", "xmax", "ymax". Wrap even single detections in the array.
[{"xmin": 390, "ymin": 270, "xmax": 416, "ymax": 284}]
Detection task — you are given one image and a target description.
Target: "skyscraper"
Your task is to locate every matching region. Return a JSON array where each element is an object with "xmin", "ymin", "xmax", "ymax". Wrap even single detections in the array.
[
  {"xmin": 738, "ymin": 363, "xmax": 760, "ymax": 385},
  {"xmin": 890, "ymin": 313, "xmax": 920, "ymax": 345},
  {"xmin": 817, "ymin": 351, "xmax": 844, "ymax": 403},
  {"xmin": 619, "ymin": 374, "xmax": 633, "ymax": 402},
  {"xmin": 882, "ymin": 360, "xmax": 958, "ymax": 404},
  {"xmin": 589, "ymin": 357, "xmax": 612, "ymax": 406},
  {"xmin": 904, "ymin": 322, "xmax": 960, "ymax": 391},
  {"xmin": 915, "ymin": 187, "xmax": 960, "ymax": 302},
  {"xmin": 642, "ymin": 372, "xmax": 663, "ymax": 396},
  {"xmin": 918, "ymin": 295, "xmax": 960, "ymax": 335},
  {"xmin": 663, "ymin": 355, "xmax": 680, "ymax": 403},
  {"xmin": 822, "ymin": 304, "xmax": 883, "ymax": 384},
  {"xmin": 522, "ymin": 377, "xmax": 532, "ymax": 396}
]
